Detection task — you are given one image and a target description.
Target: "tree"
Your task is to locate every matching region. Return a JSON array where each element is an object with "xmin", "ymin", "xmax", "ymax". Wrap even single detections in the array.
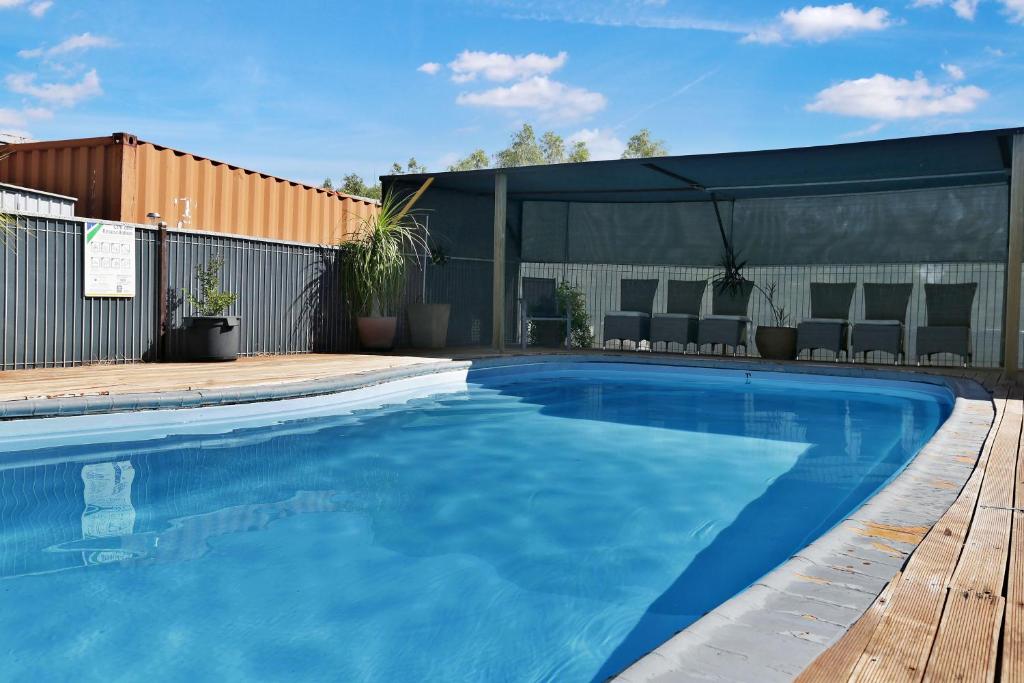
[
  {"xmin": 447, "ymin": 149, "xmax": 490, "ymax": 172},
  {"xmin": 390, "ymin": 158, "xmax": 428, "ymax": 175},
  {"xmin": 568, "ymin": 140, "xmax": 590, "ymax": 163},
  {"xmin": 621, "ymin": 128, "xmax": 668, "ymax": 159},
  {"xmin": 494, "ymin": 124, "xmax": 546, "ymax": 168},
  {"xmin": 540, "ymin": 131, "xmax": 566, "ymax": 164},
  {"xmin": 339, "ymin": 173, "xmax": 381, "ymax": 200},
  {"xmin": 321, "ymin": 177, "xmax": 333, "ymax": 190}
]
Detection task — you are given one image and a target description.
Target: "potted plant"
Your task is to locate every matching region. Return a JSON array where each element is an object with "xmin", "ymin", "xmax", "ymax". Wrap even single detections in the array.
[
  {"xmin": 407, "ymin": 241, "xmax": 450, "ymax": 349},
  {"xmin": 754, "ymin": 282, "xmax": 797, "ymax": 360},
  {"xmin": 339, "ymin": 181, "xmax": 431, "ymax": 351},
  {"xmin": 182, "ymin": 256, "xmax": 240, "ymax": 361}
]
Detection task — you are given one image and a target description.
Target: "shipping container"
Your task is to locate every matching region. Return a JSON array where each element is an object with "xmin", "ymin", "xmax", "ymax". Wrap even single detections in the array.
[{"xmin": 0, "ymin": 133, "xmax": 377, "ymax": 244}]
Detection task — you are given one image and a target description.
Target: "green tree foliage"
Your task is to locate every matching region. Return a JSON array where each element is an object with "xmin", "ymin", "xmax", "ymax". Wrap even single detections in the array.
[
  {"xmin": 557, "ymin": 280, "xmax": 595, "ymax": 348},
  {"xmin": 321, "ymin": 177, "xmax": 333, "ymax": 190},
  {"xmin": 621, "ymin": 128, "xmax": 668, "ymax": 159},
  {"xmin": 447, "ymin": 149, "xmax": 490, "ymax": 172},
  {"xmin": 540, "ymin": 131, "xmax": 566, "ymax": 164},
  {"xmin": 494, "ymin": 123, "xmax": 546, "ymax": 168},
  {"xmin": 339, "ymin": 173, "xmax": 382, "ymax": 200},
  {"xmin": 567, "ymin": 140, "xmax": 590, "ymax": 163},
  {"xmin": 390, "ymin": 158, "xmax": 428, "ymax": 175}
]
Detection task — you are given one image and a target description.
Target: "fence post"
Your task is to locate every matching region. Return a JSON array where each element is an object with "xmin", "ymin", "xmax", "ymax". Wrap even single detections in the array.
[
  {"xmin": 157, "ymin": 222, "xmax": 169, "ymax": 361},
  {"xmin": 492, "ymin": 172, "xmax": 507, "ymax": 351},
  {"xmin": 1004, "ymin": 133, "xmax": 1024, "ymax": 377}
]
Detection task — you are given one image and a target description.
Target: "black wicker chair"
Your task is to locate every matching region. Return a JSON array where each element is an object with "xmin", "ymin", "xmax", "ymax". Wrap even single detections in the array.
[
  {"xmin": 520, "ymin": 277, "xmax": 571, "ymax": 350},
  {"xmin": 852, "ymin": 283, "xmax": 913, "ymax": 364},
  {"xmin": 651, "ymin": 280, "xmax": 706, "ymax": 352},
  {"xmin": 796, "ymin": 283, "xmax": 856, "ymax": 361},
  {"xmin": 603, "ymin": 279, "xmax": 659, "ymax": 348},
  {"xmin": 698, "ymin": 281, "xmax": 754, "ymax": 354},
  {"xmin": 916, "ymin": 283, "xmax": 977, "ymax": 366}
]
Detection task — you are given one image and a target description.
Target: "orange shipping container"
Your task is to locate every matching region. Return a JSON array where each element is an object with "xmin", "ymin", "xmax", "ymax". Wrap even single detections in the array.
[{"xmin": 0, "ymin": 132, "xmax": 377, "ymax": 243}]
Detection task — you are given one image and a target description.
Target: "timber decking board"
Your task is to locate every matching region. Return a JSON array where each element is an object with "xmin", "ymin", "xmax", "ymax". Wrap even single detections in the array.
[
  {"xmin": 796, "ymin": 573, "xmax": 903, "ymax": 683},
  {"xmin": 804, "ymin": 382, "xmax": 1024, "ymax": 683},
  {"xmin": 0, "ymin": 349, "xmax": 1008, "ymax": 403}
]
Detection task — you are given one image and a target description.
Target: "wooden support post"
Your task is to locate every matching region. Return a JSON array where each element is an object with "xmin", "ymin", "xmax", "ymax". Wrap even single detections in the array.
[
  {"xmin": 492, "ymin": 172, "xmax": 507, "ymax": 351},
  {"xmin": 1004, "ymin": 134, "xmax": 1024, "ymax": 377}
]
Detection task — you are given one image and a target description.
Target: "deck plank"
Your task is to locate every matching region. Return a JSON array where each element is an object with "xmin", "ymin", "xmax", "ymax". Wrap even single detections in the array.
[
  {"xmin": 846, "ymin": 395, "xmax": 1009, "ymax": 683},
  {"xmin": 796, "ymin": 573, "xmax": 903, "ymax": 683}
]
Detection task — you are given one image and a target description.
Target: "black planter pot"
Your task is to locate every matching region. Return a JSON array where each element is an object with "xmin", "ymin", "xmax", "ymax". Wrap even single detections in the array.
[
  {"xmin": 755, "ymin": 326, "xmax": 798, "ymax": 361},
  {"xmin": 183, "ymin": 316, "xmax": 241, "ymax": 361}
]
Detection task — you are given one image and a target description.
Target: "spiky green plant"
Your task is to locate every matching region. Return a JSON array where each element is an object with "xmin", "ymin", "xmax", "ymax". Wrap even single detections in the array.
[{"xmin": 339, "ymin": 181, "xmax": 431, "ymax": 317}]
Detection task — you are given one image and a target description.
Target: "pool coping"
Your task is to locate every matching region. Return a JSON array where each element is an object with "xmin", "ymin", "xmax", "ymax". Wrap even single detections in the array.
[{"xmin": 0, "ymin": 354, "xmax": 995, "ymax": 682}]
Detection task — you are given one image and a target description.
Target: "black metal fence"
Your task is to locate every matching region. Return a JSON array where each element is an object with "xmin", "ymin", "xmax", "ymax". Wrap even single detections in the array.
[{"xmin": 509, "ymin": 261, "xmax": 1006, "ymax": 368}]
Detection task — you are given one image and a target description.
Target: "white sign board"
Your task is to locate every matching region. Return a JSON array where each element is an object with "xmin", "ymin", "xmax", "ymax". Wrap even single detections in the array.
[{"xmin": 84, "ymin": 222, "xmax": 135, "ymax": 298}]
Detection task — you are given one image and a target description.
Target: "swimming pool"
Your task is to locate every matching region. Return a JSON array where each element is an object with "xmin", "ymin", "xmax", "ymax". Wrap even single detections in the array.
[{"xmin": 0, "ymin": 362, "xmax": 953, "ymax": 682}]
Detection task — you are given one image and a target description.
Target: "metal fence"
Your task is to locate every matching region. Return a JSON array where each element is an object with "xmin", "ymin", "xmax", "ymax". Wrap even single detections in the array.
[
  {"xmin": 0, "ymin": 214, "xmax": 351, "ymax": 370},
  {"xmin": 511, "ymin": 261, "xmax": 1006, "ymax": 368}
]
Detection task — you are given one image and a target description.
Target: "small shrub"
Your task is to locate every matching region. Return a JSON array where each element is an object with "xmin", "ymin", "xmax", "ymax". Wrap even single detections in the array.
[{"xmin": 184, "ymin": 256, "xmax": 237, "ymax": 316}]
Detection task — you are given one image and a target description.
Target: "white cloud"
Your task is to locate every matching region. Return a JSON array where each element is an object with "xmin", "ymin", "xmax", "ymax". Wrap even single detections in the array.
[
  {"xmin": 417, "ymin": 62, "xmax": 441, "ymax": 75},
  {"xmin": 911, "ymin": 0, "xmax": 1023, "ymax": 22},
  {"xmin": 449, "ymin": 50, "xmax": 568, "ymax": 83},
  {"xmin": 744, "ymin": 3, "xmax": 893, "ymax": 44},
  {"xmin": 1001, "ymin": 0, "xmax": 1024, "ymax": 21},
  {"xmin": 952, "ymin": 0, "xmax": 981, "ymax": 18},
  {"xmin": 807, "ymin": 72, "xmax": 988, "ymax": 119},
  {"xmin": 456, "ymin": 76, "xmax": 606, "ymax": 122},
  {"xmin": 0, "ymin": 0, "xmax": 51, "ymax": 16},
  {"xmin": 840, "ymin": 121, "xmax": 886, "ymax": 139},
  {"xmin": 19, "ymin": 33, "xmax": 114, "ymax": 59},
  {"xmin": 941, "ymin": 63, "xmax": 966, "ymax": 80},
  {"xmin": 0, "ymin": 105, "xmax": 51, "ymax": 139},
  {"xmin": 567, "ymin": 128, "xmax": 625, "ymax": 159},
  {"xmin": 6, "ymin": 68, "xmax": 102, "ymax": 106}
]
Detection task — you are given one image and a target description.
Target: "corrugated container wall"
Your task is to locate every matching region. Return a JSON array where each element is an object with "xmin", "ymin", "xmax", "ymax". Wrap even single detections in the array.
[{"xmin": 0, "ymin": 133, "xmax": 376, "ymax": 244}]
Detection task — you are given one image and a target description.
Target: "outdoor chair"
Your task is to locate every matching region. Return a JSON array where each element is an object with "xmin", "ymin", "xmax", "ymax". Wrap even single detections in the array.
[
  {"xmin": 697, "ymin": 280, "xmax": 754, "ymax": 354},
  {"xmin": 796, "ymin": 283, "xmax": 856, "ymax": 361},
  {"xmin": 520, "ymin": 277, "xmax": 571, "ymax": 350},
  {"xmin": 651, "ymin": 280, "xmax": 707, "ymax": 352},
  {"xmin": 916, "ymin": 282, "xmax": 977, "ymax": 366},
  {"xmin": 603, "ymin": 278, "xmax": 659, "ymax": 349},
  {"xmin": 852, "ymin": 283, "xmax": 913, "ymax": 364}
]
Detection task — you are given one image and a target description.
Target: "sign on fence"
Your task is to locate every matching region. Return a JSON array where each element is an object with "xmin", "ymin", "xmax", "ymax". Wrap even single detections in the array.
[{"xmin": 84, "ymin": 222, "xmax": 135, "ymax": 298}]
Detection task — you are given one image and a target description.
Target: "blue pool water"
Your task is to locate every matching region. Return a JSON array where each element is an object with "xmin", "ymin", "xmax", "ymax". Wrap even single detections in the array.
[{"xmin": 0, "ymin": 363, "xmax": 951, "ymax": 682}]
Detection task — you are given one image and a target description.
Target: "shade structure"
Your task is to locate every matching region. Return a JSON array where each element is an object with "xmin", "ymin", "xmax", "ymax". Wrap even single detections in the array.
[{"xmin": 381, "ymin": 127, "xmax": 1023, "ymax": 368}]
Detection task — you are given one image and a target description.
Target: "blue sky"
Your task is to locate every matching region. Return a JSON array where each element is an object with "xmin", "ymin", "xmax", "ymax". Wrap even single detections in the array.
[{"xmin": 0, "ymin": 0, "xmax": 1022, "ymax": 186}]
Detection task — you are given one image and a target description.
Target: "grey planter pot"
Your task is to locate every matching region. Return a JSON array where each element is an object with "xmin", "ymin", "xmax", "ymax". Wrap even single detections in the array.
[
  {"xmin": 183, "ymin": 316, "xmax": 241, "ymax": 361},
  {"xmin": 755, "ymin": 326, "xmax": 797, "ymax": 360},
  {"xmin": 407, "ymin": 303, "xmax": 450, "ymax": 349}
]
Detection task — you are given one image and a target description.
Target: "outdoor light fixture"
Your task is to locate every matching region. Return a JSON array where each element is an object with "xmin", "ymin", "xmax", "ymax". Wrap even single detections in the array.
[{"xmin": 146, "ymin": 212, "xmax": 161, "ymax": 224}]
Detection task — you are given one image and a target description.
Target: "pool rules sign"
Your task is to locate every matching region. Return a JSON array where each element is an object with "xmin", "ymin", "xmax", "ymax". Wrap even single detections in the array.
[{"xmin": 84, "ymin": 222, "xmax": 136, "ymax": 298}]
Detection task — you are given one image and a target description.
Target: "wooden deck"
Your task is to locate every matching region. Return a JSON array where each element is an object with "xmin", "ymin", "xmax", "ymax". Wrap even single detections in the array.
[
  {"xmin": 0, "ymin": 348, "xmax": 1014, "ymax": 403},
  {"xmin": 798, "ymin": 375, "xmax": 1023, "ymax": 683}
]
